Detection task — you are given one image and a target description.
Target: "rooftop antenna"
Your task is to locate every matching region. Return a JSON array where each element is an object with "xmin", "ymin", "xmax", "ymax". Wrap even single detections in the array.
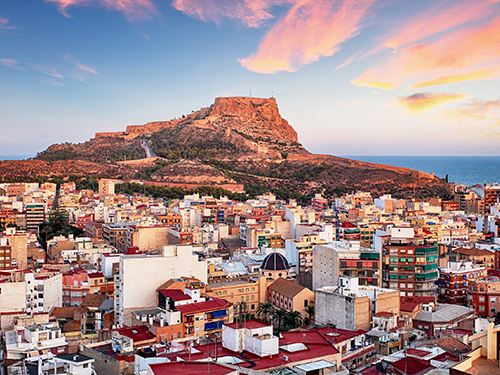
[
  {"xmin": 271, "ymin": 91, "xmax": 274, "ymax": 98},
  {"xmin": 249, "ymin": 85, "xmax": 252, "ymax": 97}
]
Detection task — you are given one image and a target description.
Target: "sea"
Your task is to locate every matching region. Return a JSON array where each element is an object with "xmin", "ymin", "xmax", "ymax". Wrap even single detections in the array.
[
  {"xmin": 0, "ymin": 154, "xmax": 499, "ymax": 187},
  {"xmin": 344, "ymin": 156, "xmax": 500, "ymax": 187}
]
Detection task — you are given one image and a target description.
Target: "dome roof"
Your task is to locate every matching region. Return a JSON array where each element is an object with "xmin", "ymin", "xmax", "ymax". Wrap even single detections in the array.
[{"xmin": 260, "ymin": 252, "xmax": 290, "ymax": 271}]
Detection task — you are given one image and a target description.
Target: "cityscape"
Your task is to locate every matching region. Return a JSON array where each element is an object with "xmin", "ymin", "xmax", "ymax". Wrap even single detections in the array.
[
  {"xmin": 0, "ymin": 176, "xmax": 499, "ymax": 375},
  {"xmin": 2, "ymin": 0, "xmax": 500, "ymax": 374}
]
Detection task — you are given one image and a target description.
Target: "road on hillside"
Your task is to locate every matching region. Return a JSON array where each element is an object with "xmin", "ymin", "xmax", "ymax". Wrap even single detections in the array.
[{"xmin": 141, "ymin": 140, "xmax": 156, "ymax": 159}]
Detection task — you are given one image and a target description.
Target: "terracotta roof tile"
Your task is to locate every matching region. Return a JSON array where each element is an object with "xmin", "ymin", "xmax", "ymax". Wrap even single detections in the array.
[{"xmin": 268, "ymin": 277, "xmax": 308, "ymax": 299}]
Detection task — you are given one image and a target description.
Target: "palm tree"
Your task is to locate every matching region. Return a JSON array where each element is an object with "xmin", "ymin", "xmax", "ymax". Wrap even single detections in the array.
[
  {"xmin": 285, "ymin": 310, "xmax": 303, "ymax": 329},
  {"xmin": 304, "ymin": 304, "xmax": 315, "ymax": 326},
  {"xmin": 272, "ymin": 309, "xmax": 288, "ymax": 329},
  {"xmin": 256, "ymin": 302, "xmax": 274, "ymax": 324}
]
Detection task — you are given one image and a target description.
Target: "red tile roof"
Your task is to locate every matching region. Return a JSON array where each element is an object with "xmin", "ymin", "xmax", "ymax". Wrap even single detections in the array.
[
  {"xmin": 159, "ymin": 289, "xmax": 192, "ymax": 301},
  {"xmin": 406, "ymin": 348, "xmax": 431, "ymax": 357},
  {"xmin": 390, "ymin": 358, "xmax": 434, "ymax": 375},
  {"xmin": 317, "ymin": 327, "xmax": 365, "ymax": 344},
  {"xmin": 150, "ymin": 362, "xmax": 235, "ymax": 375},
  {"xmin": 117, "ymin": 326, "xmax": 155, "ymax": 342},
  {"xmin": 225, "ymin": 320, "xmax": 268, "ymax": 330},
  {"xmin": 176, "ymin": 298, "xmax": 230, "ymax": 315}
]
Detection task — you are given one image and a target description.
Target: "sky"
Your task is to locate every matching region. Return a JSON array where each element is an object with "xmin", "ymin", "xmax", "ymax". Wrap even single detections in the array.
[{"xmin": 1, "ymin": 0, "xmax": 500, "ymax": 156}]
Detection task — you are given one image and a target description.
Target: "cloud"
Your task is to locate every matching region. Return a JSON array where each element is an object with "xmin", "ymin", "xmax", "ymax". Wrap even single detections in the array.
[
  {"xmin": 442, "ymin": 98, "xmax": 500, "ymax": 139},
  {"xmin": 384, "ymin": 0, "xmax": 500, "ymax": 52},
  {"xmin": 394, "ymin": 92, "xmax": 467, "ymax": 113},
  {"xmin": 443, "ymin": 99, "xmax": 500, "ymax": 121},
  {"xmin": 45, "ymin": 0, "xmax": 157, "ymax": 21},
  {"xmin": 172, "ymin": 0, "xmax": 279, "ymax": 28},
  {"xmin": 0, "ymin": 58, "xmax": 22, "ymax": 69},
  {"xmin": 174, "ymin": 0, "xmax": 381, "ymax": 74},
  {"xmin": 31, "ymin": 64, "xmax": 64, "ymax": 78},
  {"xmin": 75, "ymin": 62, "xmax": 98, "ymax": 75},
  {"xmin": 64, "ymin": 53, "xmax": 99, "ymax": 80},
  {"xmin": 352, "ymin": 16, "xmax": 500, "ymax": 90},
  {"xmin": 409, "ymin": 69, "xmax": 500, "ymax": 90},
  {"xmin": 40, "ymin": 77, "xmax": 66, "ymax": 86},
  {"xmin": 0, "ymin": 15, "xmax": 17, "ymax": 30}
]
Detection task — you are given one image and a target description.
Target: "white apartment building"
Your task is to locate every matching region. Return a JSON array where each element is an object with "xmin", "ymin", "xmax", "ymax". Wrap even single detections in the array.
[{"xmin": 114, "ymin": 244, "xmax": 208, "ymax": 325}]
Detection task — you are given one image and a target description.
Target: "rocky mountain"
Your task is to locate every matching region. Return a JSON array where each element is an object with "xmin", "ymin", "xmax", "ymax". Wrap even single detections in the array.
[{"xmin": 1, "ymin": 96, "xmax": 452, "ymax": 199}]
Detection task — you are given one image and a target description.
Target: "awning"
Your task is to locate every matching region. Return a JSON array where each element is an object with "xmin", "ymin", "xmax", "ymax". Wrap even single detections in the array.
[
  {"xmin": 205, "ymin": 321, "xmax": 223, "ymax": 331},
  {"xmin": 213, "ymin": 310, "xmax": 227, "ymax": 319}
]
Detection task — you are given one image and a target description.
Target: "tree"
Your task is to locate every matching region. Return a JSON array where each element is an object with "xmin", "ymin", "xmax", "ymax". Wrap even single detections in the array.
[
  {"xmin": 272, "ymin": 309, "xmax": 288, "ymax": 329},
  {"xmin": 38, "ymin": 211, "xmax": 84, "ymax": 251},
  {"xmin": 304, "ymin": 304, "xmax": 315, "ymax": 326},
  {"xmin": 285, "ymin": 310, "xmax": 303, "ymax": 329},
  {"xmin": 256, "ymin": 302, "xmax": 274, "ymax": 324}
]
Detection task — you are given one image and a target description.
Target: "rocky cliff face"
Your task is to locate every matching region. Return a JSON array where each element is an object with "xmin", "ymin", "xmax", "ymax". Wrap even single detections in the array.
[
  {"xmin": 207, "ymin": 97, "xmax": 298, "ymax": 143},
  {"xmin": 95, "ymin": 96, "xmax": 298, "ymax": 144}
]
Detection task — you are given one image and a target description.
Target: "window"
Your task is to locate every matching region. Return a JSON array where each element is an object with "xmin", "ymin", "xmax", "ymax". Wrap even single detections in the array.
[
  {"xmin": 479, "ymin": 306, "xmax": 485, "ymax": 312},
  {"xmin": 491, "ymin": 297, "xmax": 496, "ymax": 303},
  {"xmin": 83, "ymin": 364, "xmax": 89, "ymax": 368},
  {"xmin": 479, "ymin": 296, "xmax": 485, "ymax": 303}
]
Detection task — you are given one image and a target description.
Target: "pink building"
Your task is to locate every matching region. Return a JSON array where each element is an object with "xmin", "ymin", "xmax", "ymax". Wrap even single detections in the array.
[{"xmin": 62, "ymin": 267, "xmax": 89, "ymax": 306}]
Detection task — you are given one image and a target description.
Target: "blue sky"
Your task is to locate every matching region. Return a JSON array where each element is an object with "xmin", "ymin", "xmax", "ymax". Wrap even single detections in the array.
[{"xmin": 2, "ymin": 0, "xmax": 500, "ymax": 156}]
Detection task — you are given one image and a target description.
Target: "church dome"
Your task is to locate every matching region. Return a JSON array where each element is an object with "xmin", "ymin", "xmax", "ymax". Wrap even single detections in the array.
[{"xmin": 260, "ymin": 252, "xmax": 290, "ymax": 271}]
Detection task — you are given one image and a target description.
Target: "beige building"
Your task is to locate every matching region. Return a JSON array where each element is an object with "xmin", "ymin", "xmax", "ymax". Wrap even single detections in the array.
[
  {"xmin": 126, "ymin": 221, "xmax": 169, "ymax": 251},
  {"xmin": 267, "ymin": 277, "xmax": 314, "ymax": 321},
  {"xmin": 315, "ymin": 277, "xmax": 400, "ymax": 331}
]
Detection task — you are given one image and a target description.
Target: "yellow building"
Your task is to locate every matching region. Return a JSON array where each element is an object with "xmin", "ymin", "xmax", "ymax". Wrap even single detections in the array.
[{"xmin": 207, "ymin": 276, "xmax": 267, "ymax": 315}]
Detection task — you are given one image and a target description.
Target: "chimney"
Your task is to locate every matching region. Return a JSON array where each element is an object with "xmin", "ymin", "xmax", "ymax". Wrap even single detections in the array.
[
  {"xmin": 160, "ymin": 317, "xmax": 164, "ymax": 327},
  {"xmin": 148, "ymin": 315, "xmax": 153, "ymax": 326}
]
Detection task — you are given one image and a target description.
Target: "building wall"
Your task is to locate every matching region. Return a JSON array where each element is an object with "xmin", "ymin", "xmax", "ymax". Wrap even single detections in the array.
[
  {"xmin": 313, "ymin": 244, "xmax": 339, "ymax": 291},
  {"xmin": 44, "ymin": 273, "xmax": 63, "ymax": 311},
  {"xmin": 9, "ymin": 234, "xmax": 28, "ymax": 269},
  {"xmin": 354, "ymin": 297, "xmax": 370, "ymax": 331},
  {"xmin": 116, "ymin": 246, "xmax": 207, "ymax": 325},
  {"xmin": 0, "ymin": 281, "xmax": 26, "ymax": 312},
  {"xmin": 81, "ymin": 345, "xmax": 134, "ymax": 375},
  {"xmin": 315, "ymin": 289, "xmax": 357, "ymax": 330},
  {"xmin": 129, "ymin": 226, "xmax": 169, "ymax": 251}
]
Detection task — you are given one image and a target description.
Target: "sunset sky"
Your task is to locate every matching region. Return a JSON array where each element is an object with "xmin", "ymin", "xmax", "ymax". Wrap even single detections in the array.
[{"xmin": 2, "ymin": 0, "xmax": 500, "ymax": 156}]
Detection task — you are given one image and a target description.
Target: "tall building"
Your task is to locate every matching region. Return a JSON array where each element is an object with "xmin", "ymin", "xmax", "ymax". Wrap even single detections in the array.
[
  {"xmin": 25, "ymin": 203, "xmax": 45, "ymax": 232},
  {"xmin": 313, "ymin": 240, "xmax": 381, "ymax": 291},
  {"xmin": 438, "ymin": 261, "xmax": 486, "ymax": 305},
  {"xmin": 114, "ymin": 245, "xmax": 207, "ymax": 325},
  {"xmin": 377, "ymin": 226, "xmax": 438, "ymax": 296}
]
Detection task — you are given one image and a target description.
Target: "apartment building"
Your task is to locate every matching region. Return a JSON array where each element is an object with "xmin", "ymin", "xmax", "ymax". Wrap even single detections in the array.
[
  {"xmin": 438, "ymin": 260, "xmax": 486, "ymax": 305},
  {"xmin": 114, "ymin": 245, "xmax": 208, "ymax": 325},
  {"xmin": 378, "ymin": 226, "xmax": 438, "ymax": 296}
]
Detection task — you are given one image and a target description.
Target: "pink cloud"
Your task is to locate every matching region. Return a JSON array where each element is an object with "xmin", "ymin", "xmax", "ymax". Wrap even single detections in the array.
[
  {"xmin": 384, "ymin": 0, "xmax": 500, "ymax": 51},
  {"xmin": 394, "ymin": 92, "xmax": 467, "ymax": 113},
  {"xmin": 352, "ymin": 16, "xmax": 500, "ymax": 90},
  {"xmin": 173, "ymin": 0, "xmax": 381, "ymax": 74},
  {"xmin": 32, "ymin": 64, "xmax": 64, "ymax": 78},
  {"xmin": 172, "ymin": 0, "xmax": 280, "ymax": 28},
  {"xmin": 0, "ymin": 58, "xmax": 21, "ymax": 69},
  {"xmin": 0, "ymin": 15, "xmax": 17, "ymax": 30},
  {"xmin": 45, "ymin": 0, "xmax": 157, "ymax": 21},
  {"xmin": 75, "ymin": 62, "xmax": 98, "ymax": 75}
]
